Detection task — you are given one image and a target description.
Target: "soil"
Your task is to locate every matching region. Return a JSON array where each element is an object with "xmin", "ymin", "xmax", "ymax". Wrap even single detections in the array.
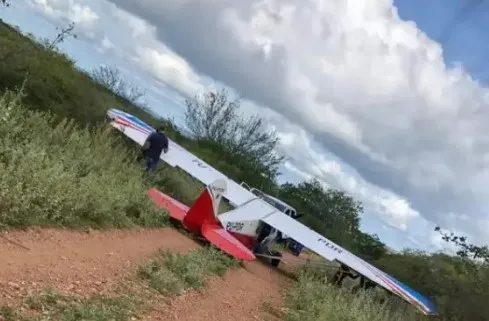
[
  {"xmin": 0, "ymin": 227, "xmax": 292, "ymax": 320},
  {"xmin": 143, "ymin": 261, "xmax": 288, "ymax": 321}
]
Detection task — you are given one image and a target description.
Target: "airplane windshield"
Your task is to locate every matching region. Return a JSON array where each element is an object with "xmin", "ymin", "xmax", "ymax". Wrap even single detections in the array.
[
  {"xmin": 261, "ymin": 195, "xmax": 288, "ymax": 213},
  {"xmin": 251, "ymin": 189, "xmax": 291, "ymax": 214}
]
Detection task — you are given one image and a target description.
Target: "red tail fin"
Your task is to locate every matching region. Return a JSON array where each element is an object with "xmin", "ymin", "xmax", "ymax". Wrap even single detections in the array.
[
  {"xmin": 167, "ymin": 179, "xmax": 255, "ymax": 261},
  {"xmin": 182, "ymin": 179, "xmax": 226, "ymax": 234}
]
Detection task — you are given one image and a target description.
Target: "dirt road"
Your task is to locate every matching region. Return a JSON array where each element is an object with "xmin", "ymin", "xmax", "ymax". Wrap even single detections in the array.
[{"xmin": 0, "ymin": 227, "xmax": 288, "ymax": 320}]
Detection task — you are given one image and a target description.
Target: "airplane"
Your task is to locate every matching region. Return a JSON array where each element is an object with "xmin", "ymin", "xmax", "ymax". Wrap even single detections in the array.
[
  {"xmin": 106, "ymin": 108, "xmax": 438, "ymax": 316},
  {"xmin": 238, "ymin": 182, "xmax": 305, "ymax": 255}
]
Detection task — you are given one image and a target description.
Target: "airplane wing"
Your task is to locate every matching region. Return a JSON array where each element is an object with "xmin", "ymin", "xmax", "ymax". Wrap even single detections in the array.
[
  {"xmin": 219, "ymin": 198, "xmax": 345, "ymax": 262},
  {"xmin": 219, "ymin": 200, "xmax": 436, "ymax": 315},
  {"xmin": 261, "ymin": 211, "xmax": 437, "ymax": 315},
  {"xmin": 107, "ymin": 108, "xmax": 256, "ymax": 206}
]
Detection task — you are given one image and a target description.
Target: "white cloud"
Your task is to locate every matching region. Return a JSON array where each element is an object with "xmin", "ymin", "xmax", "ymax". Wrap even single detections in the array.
[
  {"xmin": 274, "ymin": 124, "xmax": 419, "ymax": 232},
  {"xmin": 132, "ymin": 47, "xmax": 203, "ymax": 98},
  {"xmin": 97, "ymin": 36, "xmax": 113, "ymax": 52},
  {"xmin": 28, "ymin": 0, "xmax": 98, "ymax": 26},
  {"xmin": 27, "ymin": 0, "xmax": 206, "ymax": 98},
  {"xmin": 110, "ymin": 4, "xmax": 156, "ymax": 41}
]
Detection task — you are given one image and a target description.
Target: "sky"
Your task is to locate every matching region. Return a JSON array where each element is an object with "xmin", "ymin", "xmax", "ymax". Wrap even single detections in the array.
[{"xmin": 1, "ymin": 0, "xmax": 489, "ymax": 253}]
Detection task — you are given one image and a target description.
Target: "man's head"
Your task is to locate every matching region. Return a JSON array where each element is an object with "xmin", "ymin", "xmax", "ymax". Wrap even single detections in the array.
[{"xmin": 155, "ymin": 125, "xmax": 165, "ymax": 133}]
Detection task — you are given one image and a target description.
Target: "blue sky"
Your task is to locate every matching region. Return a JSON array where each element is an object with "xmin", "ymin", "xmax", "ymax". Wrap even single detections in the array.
[
  {"xmin": 395, "ymin": 0, "xmax": 489, "ymax": 79},
  {"xmin": 2, "ymin": 0, "xmax": 489, "ymax": 254}
]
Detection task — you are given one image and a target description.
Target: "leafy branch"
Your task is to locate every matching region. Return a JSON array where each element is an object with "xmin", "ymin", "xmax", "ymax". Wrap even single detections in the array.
[{"xmin": 434, "ymin": 226, "xmax": 489, "ymax": 263}]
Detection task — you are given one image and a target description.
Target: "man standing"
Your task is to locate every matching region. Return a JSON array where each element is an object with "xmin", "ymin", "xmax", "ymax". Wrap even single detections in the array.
[
  {"xmin": 142, "ymin": 126, "xmax": 169, "ymax": 173},
  {"xmin": 352, "ymin": 275, "xmax": 377, "ymax": 294},
  {"xmin": 332, "ymin": 263, "xmax": 359, "ymax": 287}
]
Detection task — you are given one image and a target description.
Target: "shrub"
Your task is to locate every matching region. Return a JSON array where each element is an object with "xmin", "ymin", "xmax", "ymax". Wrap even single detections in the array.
[
  {"xmin": 24, "ymin": 289, "xmax": 138, "ymax": 321},
  {"xmin": 285, "ymin": 272, "xmax": 422, "ymax": 321},
  {"xmin": 0, "ymin": 90, "xmax": 166, "ymax": 229},
  {"xmin": 138, "ymin": 247, "xmax": 238, "ymax": 296}
]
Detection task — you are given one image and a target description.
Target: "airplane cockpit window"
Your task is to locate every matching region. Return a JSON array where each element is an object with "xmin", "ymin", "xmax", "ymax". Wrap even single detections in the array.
[
  {"xmin": 251, "ymin": 189, "xmax": 295, "ymax": 215},
  {"xmin": 261, "ymin": 195, "xmax": 287, "ymax": 213},
  {"xmin": 251, "ymin": 189, "xmax": 265, "ymax": 198}
]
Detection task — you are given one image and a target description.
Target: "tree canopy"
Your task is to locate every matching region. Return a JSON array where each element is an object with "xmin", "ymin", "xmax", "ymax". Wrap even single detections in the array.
[{"xmin": 184, "ymin": 88, "xmax": 284, "ymax": 189}]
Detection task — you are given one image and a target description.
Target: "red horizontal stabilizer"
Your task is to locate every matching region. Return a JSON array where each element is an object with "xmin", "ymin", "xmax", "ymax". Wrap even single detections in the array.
[
  {"xmin": 147, "ymin": 188, "xmax": 189, "ymax": 222},
  {"xmin": 201, "ymin": 223, "xmax": 256, "ymax": 261}
]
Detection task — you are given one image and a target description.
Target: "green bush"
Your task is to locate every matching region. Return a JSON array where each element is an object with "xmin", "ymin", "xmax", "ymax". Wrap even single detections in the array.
[
  {"xmin": 24, "ymin": 289, "xmax": 138, "ymax": 321},
  {"xmin": 0, "ymin": 90, "xmax": 166, "ymax": 229},
  {"xmin": 138, "ymin": 247, "xmax": 238, "ymax": 296},
  {"xmin": 285, "ymin": 272, "xmax": 422, "ymax": 321}
]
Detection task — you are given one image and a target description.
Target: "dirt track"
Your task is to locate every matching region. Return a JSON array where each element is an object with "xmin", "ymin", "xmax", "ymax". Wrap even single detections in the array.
[
  {"xmin": 143, "ymin": 262, "xmax": 287, "ymax": 321},
  {"xmin": 0, "ymin": 227, "xmax": 288, "ymax": 320}
]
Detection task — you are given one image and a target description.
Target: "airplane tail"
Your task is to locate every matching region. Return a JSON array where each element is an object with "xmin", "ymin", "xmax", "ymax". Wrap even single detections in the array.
[
  {"xmin": 155, "ymin": 178, "xmax": 255, "ymax": 261},
  {"xmin": 182, "ymin": 179, "xmax": 226, "ymax": 234}
]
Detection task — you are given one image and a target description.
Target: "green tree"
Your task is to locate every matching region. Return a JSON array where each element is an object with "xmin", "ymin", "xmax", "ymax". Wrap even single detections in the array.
[
  {"xmin": 352, "ymin": 232, "xmax": 387, "ymax": 261},
  {"xmin": 375, "ymin": 250, "xmax": 489, "ymax": 321},
  {"xmin": 279, "ymin": 179, "xmax": 362, "ymax": 246},
  {"xmin": 279, "ymin": 179, "xmax": 388, "ymax": 260},
  {"xmin": 184, "ymin": 88, "xmax": 284, "ymax": 190}
]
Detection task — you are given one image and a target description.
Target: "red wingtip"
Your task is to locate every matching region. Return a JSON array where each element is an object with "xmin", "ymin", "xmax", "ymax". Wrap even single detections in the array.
[
  {"xmin": 182, "ymin": 187, "xmax": 220, "ymax": 234},
  {"xmin": 201, "ymin": 224, "xmax": 256, "ymax": 261},
  {"xmin": 147, "ymin": 188, "xmax": 188, "ymax": 222}
]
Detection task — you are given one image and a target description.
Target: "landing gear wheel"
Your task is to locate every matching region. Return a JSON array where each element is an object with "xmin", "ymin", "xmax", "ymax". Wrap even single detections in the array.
[{"xmin": 270, "ymin": 250, "xmax": 282, "ymax": 268}]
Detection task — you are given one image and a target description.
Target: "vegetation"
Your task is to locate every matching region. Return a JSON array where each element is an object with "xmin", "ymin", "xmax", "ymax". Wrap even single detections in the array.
[
  {"xmin": 184, "ymin": 89, "xmax": 283, "ymax": 191},
  {"xmin": 137, "ymin": 247, "xmax": 238, "ymax": 296},
  {"xmin": 90, "ymin": 65, "xmax": 148, "ymax": 109},
  {"xmin": 0, "ymin": 89, "xmax": 166, "ymax": 229},
  {"xmin": 283, "ymin": 271, "xmax": 422, "ymax": 321},
  {"xmin": 374, "ymin": 237, "xmax": 489, "ymax": 321},
  {"xmin": 0, "ymin": 13, "xmax": 488, "ymax": 321},
  {"xmin": 0, "ymin": 289, "xmax": 139, "ymax": 321}
]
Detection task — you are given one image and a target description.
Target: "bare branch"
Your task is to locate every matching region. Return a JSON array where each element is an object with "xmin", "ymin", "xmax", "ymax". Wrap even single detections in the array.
[
  {"xmin": 90, "ymin": 65, "xmax": 147, "ymax": 107},
  {"xmin": 46, "ymin": 22, "xmax": 77, "ymax": 50}
]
